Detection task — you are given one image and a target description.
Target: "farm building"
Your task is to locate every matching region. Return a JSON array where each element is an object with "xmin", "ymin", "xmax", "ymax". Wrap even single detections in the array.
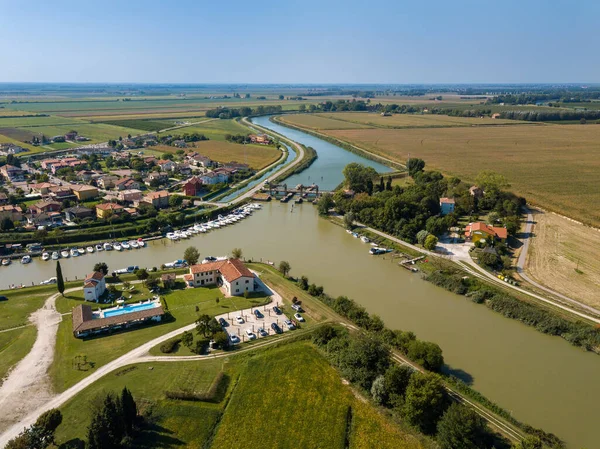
[{"xmin": 464, "ymin": 222, "xmax": 507, "ymax": 243}]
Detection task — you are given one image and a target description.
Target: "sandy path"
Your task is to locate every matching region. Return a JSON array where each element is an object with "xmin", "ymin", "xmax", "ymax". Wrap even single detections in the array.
[{"xmin": 0, "ymin": 291, "xmax": 65, "ymax": 433}]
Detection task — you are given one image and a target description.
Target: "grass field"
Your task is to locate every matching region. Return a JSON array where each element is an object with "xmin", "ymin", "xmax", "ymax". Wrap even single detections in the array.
[
  {"xmin": 96, "ymin": 119, "xmax": 177, "ymax": 132},
  {"xmin": 526, "ymin": 210, "xmax": 600, "ymax": 308},
  {"xmin": 191, "ymin": 141, "xmax": 281, "ymax": 169},
  {"xmin": 50, "ymin": 285, "xmax": 267, "ymax": 392},
  {"xmin": 281, "ymin": 114, "xmax": 600, "ymax": 226},
  {"xmin": 21, "ymin": 123, "xmax": 143, "ymax": 143},
  {"xmin": 159, "ymin": 118, "xmax": 251, "ymax": 141},
  {"xmin": 315, "ymin": 112, "xmax": 519, "ymax": 128},
  {"xmin": 54, "ymin": 342, "xmax": 425, "ymax": 449},
  {"xmin": 279, "ymin": 114, "xmax": 374, "ymax": 129}
]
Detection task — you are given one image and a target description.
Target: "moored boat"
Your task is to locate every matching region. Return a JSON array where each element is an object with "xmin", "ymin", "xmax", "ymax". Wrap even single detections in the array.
[
  {"xmin": 61, "ymin": 250, "xmax": 70, "ymax": 258},
  {"xmin": 360, "ymin": 236, "xmax": 370, "ymax": 243},
  {"xmin": 21, "ymin": 255, "xmax": 32, "ymax": 264},
  {"xmin": 77, "ymin": 248, "xmax": 85, "ymax": 255},
  {"xmin": 51, "ymin": 251, "xmax": 60, "ymax": 260},
  {"xmin": 42, "ymin": 252, "xmax": 51, "ymax": 261},
  {"xmin": 113, "ymin": 243, "xmax": 122, "ymax": 251},
  {"xmin": 71, "ymin": 248, "xmax": 79, "ymax": 257},
  {"xmin": 121, "ymin": 241, "xmax": 131, "ymax": 250},
  {"xmin": 103, "ymin": 242, "xmax": 113, "ymax": 251},
  {"xmin": 96, "ymin": 244, "xmax": 104, "ymax": 251},
  {"xmin": 2, "ymin": 258, "xmax": 11, "ymax": 266},
  {"xmin": 87, "ymin": 246, "xmax": 94, "ymax": 253}
]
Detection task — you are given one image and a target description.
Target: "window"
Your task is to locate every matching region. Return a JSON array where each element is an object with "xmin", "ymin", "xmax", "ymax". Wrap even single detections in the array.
[
  {"xmin": 245, "ymin": 280, "xmax": 249, "ymax": 284},
  {"xmin": 235, "ymin": 281, "xmax": 239, "ymax": 285},
  {"xmin": 236, "ymin": 289, "xmax": 239, "ymax": 293}
]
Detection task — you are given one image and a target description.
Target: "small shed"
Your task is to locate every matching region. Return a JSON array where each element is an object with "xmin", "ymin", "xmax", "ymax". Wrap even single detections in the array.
[{"xmin": 161, "ymin": 273, "xmax": 177, "ymax": 289}]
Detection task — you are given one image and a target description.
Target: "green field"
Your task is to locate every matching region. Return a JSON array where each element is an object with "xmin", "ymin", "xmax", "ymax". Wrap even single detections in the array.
[
  {"xmin": 50, "ymin": 285, "xmax": 268, "ymax": 392},
  {"xmin": 279, "ymin": 113, "xmax": 600, "ymax": 227},
  {"xmin": 96, "ymin": 119, "xmax": 177, "ymax": 132},
  {"xmin": 55, "ymin": 342, "xmax": 424, "ymax": 449},
  {"xmin": 158, "ymin": 118, "xmax": 251, "ymax": 141}
]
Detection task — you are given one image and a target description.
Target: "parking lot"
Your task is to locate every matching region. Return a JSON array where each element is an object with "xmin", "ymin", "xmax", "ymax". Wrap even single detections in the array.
[{"xmin": 215, "ymin": 303, "xmax": 298, "ymax": 344}]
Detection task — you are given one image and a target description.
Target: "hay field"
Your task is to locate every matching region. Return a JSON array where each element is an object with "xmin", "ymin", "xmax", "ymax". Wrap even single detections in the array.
[
  {"xmin": 322, "ymin": 124, "xmax": 600, "ymax": 227},
  {"xmin": 527, "ymin": 210, "xmax": 600, "ymax": 308},
  {"xmin": 279, "ymin": 113, "xmax": 373, "ymax": 129},
  {"xmin": 314, "ymin": 112, "xmax": 519, "ymax": 127}
]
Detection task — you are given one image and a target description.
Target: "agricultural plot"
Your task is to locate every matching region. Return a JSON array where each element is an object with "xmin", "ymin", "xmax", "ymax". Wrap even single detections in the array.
[
  {"xmin": 279, "ymin": 114, "xmax": 374, "ymax": 129},
  {"xmin": 20, "ymin": 123, "xmax": 144, "ymax": 143},
  {"xmin": 314, "ymin": 112, "xmax": 519, "ymax": 128},
  {"xmin": 159, "ymin": 118, "xmax": 252, "ymax": 141},
  {"xmin": 321, "ymin": 124, "xmax": 600, "ymax": 227},
  {"xmin": 95, "ymin": 119, "xmax": 177, "ymax": 132},
  {"xmin": 0, "ymin": 115, "xmax": 85, "ymax": 127}
]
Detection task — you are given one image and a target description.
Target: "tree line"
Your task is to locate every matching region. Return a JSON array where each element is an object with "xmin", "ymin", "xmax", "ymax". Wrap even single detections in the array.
[{"xmin": 205, "ymin": 105, "xmax": 283, "ymax": 119}]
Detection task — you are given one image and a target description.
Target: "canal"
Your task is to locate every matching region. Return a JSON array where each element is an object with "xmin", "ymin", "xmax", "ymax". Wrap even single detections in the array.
[{"xmin": 2, "ymin": 117, "xmax": 598, "ymax": 448}]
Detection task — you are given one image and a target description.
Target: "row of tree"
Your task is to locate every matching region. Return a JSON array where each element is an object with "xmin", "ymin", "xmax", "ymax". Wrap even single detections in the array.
[{"xmin": 205, "ymin": 105, "xmax": 283, "ymax": 119}]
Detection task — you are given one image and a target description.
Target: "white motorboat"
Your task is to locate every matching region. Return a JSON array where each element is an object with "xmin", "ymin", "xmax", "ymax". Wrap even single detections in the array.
[
  {"xmin": 113, "ymin": 243, "xmax": 122, "ymax": 251},
  {"xmin": 51, "ymin": 251, "xmax": 60, "ymax": 260},
  {"xmin": 360, "ymin": 236, "xmax": 370, "ymax": 244},
  {"xmin": 87, "ymin": 246, "xmax": 94, "ymax": 253},
  {"xmin": 77, "ymin": 248, "xmax": 85, "ymax": 255},
  {"xmin": 1, "ymin": 258, "xmax": 11, "ymax": 266},
  {"xmin": 61, "ymin": 250, "xmax": 70, "ymax": 258},
  {"xmin": 103, "ymin": 242, "xmax": 113, "ymax": 251},
  {"xmin": 71, "ymin": 249, "xmax": 79, "ymax": 257},
  {"xmin": 96, "ymin": 244, "xmax": 104, "ymax": 251},
  {"xmin": 137, "ymin": 238, "xmax": 145, "ymax": 247},
  {"xmin": 42, "ymin": 252, "xmax": 51, "ymax": 261},
  {"xmin": 130, "ymin": 240, "xmax": 139, "ymax": 249},
  {"xmin": 21, "ymin": 255, "xmax": 32, "ymax": 264},
  {"xmin": 121, "ymin": 241, "xmax": 131, "ymax": 250},
  {"xmin": 166, "ymin": 232, "xmax": 178, "ymax": 241}
]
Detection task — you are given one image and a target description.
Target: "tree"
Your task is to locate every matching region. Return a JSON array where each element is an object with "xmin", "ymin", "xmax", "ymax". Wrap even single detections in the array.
[
  {"xmin": 213, "ymin": 331, "xmax": 230, "ymax": 349},
  {"xmin": 342, "ymin": 163, "xmax": 378, "ymax": 194},
  {"xmin": 135, "ymin": 268, "xmax": 149, "ymax": 281},
  {"xmin": 87, "ymin": 394, "xmax": 124, "ymax": 449},
  {"xmin": 378, "ymin": 176, "xmax": 385, "ymax": 192},
  {"xmin": 6, "ymin": 409, "xmax": 63, "ymax": 449},
  {"xmin": 120, "ymin": 387, "xmax": 137, "ymax": 436},
  {"xmin": 316, "ymin": 192, "xmax": 334, "ymax": 216},
  {"xmin": 416, "ymin": 230, "xmax": 430, "ymax": 246},
  {"xmin": 231, "ymin": 247, "xmax": 243, "ymax": 259},
  {"xmin": 93, "ymin": 262, "xmax": 109, "ymax": 276},
  {"xmin": 56, "ymin": 261, "xmax": 65, "ymax": 296},
  {"xmin": 337, "ymin": 335, "xmax": 390, "ymax": 390},
  {"xmin": 479, "ymin": 250, "xmax": 500, "ymax": 268},
  {"xmin": 423, "ymin": 234, "xmax": 438, "ymax": 251},
  {"xmin": 298, "ymin": 275, "xmax": 309, "ymax": 290},
  {"xmin": 169, "ymin": 195, "xmax": 183, "ymax": 208},
  {"xmin": 196, "ymin": 314, "xmax": 213, "ymax": 337},
  {"xmin": 407, "ymin": 158, "xmax": 425, "ymax": 177},
  {"xmin": 0, "ymin": 216, "xmax": 14, "ymax": 231},
  {"xmin": 343, "ymin": 211, "xmax": 355, "ymax": 230},
  {"xmin": 181, "ymin": 330, "xmax": 194, "ymax": 347},
  {"xmin": 278, "ymin": 260, "xmax": 291, "ymax": 277},
  {"xmin": 402, "ymin": 372, "xmax": 450, "ymax": 434},
  {"xmin": 407, "ymin": 340, "xmax": 444, "ymax": 372},
  {"xmin": 145, "ymin": 275, "xmax": 159, "ymax": 290},
  {"xmin": 371, "ymin": 375, "xmax": 388, "ymax": 405},
  {"xmin": 386, "ymin": 176, "xmax": 393, "ymax": 191},
  {"xmin": 514, "ymin": 436, "xmax": 543, "ymax": 449},
  {"xmin": 475, "ymin": 170, "xmax": 510, "ymax": 194},
  {"xmin": 184, "ymin": 246, "xmax": 200, "ymax": 265},
  {"xmin": 436, "ymin": 403, "xmax": 492, "ymax": 449}
]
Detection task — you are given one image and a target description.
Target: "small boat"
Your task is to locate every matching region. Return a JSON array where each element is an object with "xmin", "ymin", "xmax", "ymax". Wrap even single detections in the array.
[
  {"xmin": 96, "ymin": 244, "xmax": 104, "ymax": 251},
  {"xmin": 42, "ymin": 252, "xmax": 51, "ymax": 261},
  {"xmin": 352, "ymin": 232, "xmax": 359, "ymax": 238},
  {"xmin": 51, "ymin": 251, "xmax": 60, "ymax": 260},
  {"xmin": 21, "ymin": 255, "xmax": 32, "ymax": 264},
  {"xmin": 78, "ymin": 248, "xmax": 85, "ymax": 255},
  {"xmin": 360, "ymin": 236, "xmax": 370, "ymax": 244},
  {"xmin": 166, "ymin": 232, "xmax": 178, "ymax": 241},
  {"xmin": 130, "ymin": 241, "xmax": 139, "ymax": 249},
  {"xmin": 71, "ymin": 249, "xmax": 79, "ymax": 257},
  {"xmin": 346, "ymin": 229, "xmax": 352, "ymax": 234},
  {"xmin": 2, "ymin": 258, "xmax": 11, "ymax": 266},
  {"xmin": 87, "ymin": 246, "xmax": 94, "ymax": 253},
  {"xmin": 61, "ymin": 250, "xmax": 70, "ymax": 258},
  {"xmin": 113, "ymin": 243, "xmax": 122, "ymax": 251},
  {"xmin": 369, "ymin": 247, "xmax": 391, "ymax": 255},
  {"xmin": 103, "ymin": 242, "xmax": 113, "ymax": 251},
  {"xmin": 137, "ymin": 238, "xmax": 145, "ymax": 247},
  {"xmin": 121, "ymin": 241, "xmax": 131, "ymax": 250}
]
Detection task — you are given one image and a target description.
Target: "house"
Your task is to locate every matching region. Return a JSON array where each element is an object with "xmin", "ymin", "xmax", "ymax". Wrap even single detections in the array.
[
  {"xmin": 143, "ymin": 190, "xmax": 170, "ymax": 209},
  {"xmin": 30, "ymin": 182, "xmax": 58, "ymax": 195},
  {"xmin": 464, "ymin": 222, "xmax": 508, "ymax": 243},
  {"xmin": 144, "ymin": 156, "xmax": 158, "ymax": 165},
  {"xmin": 0, "ymin": 192, "xmax": 8, "ymax": 205},
  {"xmin": 65, "ymin": 131, "xmax": 78, "ymax": 140},
  {"xmin": 0, "ymin": 165, "xmax": 25, "ymax": 182},
  {"xmin": 83, "ymin": 271, "xmax": 106, "ymax": 301},
  {"xmin": 27, "ymin": 211, "xmax": 63, "ymax": 227},
  {"xmin": 177, "ymin": 164, "xmax": 192, "ymax": 177},
  {"xmin": 114, "ymin": 178, "xmax": 140, "ymax": 191},
  {"xmin": 491, "ymin": 113, "xmax": 501, "ymax": 119},
  {"xmin": 172, "ymin": 139, "xmax": 187, "ymax": 148},
  {"xmin": 77, "ymin": 146, "xmax": 113, "ymax": 156},
  {"xmin": 64, "ymin": 206, "xmax": 94, "ymax": 222},
  {"xmin": 187, "ymin": 258, "xmax": 256, "ymax": 296},
  {"xmin": 0, "ymin": 205, "xmax": 23, "ymax": 222},
  {"xmin": 72, "ymin": 303, "xmax": 164, "ymax": 338},
  {"xmin": 77, "ymin": 170, "xmax": 102, "ymax": 182},
  {"xmin": 199, "ymin": 171, "xmax": 228, "ymax": 185},
  {"xmin": 40, "ymin": 159, "xmax": 62, "ymax": 170},
  {"xmin": 48, "ymin": 186, "xmax": 75, "ymax": 201},
  {"xmin": 249, "ymin": 134, "xmax": 271, "ymax": 145},
  {"xmin": 0, "ymin": 143, "xmax": 25, "ymax": 155},
  {"xmin": 30, "ymin": 200, "xmax": 62, "ymax": 215},
  {"xmin": 71, "ymin": 184, "xmax": 99, "ymax": 201},
  {"xmin": 182, "ymin": 177, "xmax": 204, "ymax": 196},
  {"xmin": 110, "ymin": 169, "xmax": 136, "ymax": 178},
  {"xmin": 97, "ymin": 175, "xmax": 119, "ymax": 189},
  {"xmin": 469, "ymin": 186, "xmax": 483, "ymax": 198},
  {"xmin": 187, "ymin": 153, "xmax": 214, "ymax": 168},
  {"xmin": 144, "ymin": 172, "xmax": 169, "ymax": 186},
  {"xmin": 161, "ymin": 273, "xmax": 177, "ymax": 289},
  {"xmin": 119, "ymin": 189, "xmax": 143, "ymax": 202},
  {"xmin": 157, "ymin": 159, "xmax": 176, "ymax": 171},
  {"xmin": 51, "ymin": 135, "xmax": 65, "ymax": 143},
  {"xmin": 439, "ymin": 197, "xmax": 455, "ymax": 215},
  {"xmin": 96, "ymin": 202, "xmax": 124, "ymax": 219}
]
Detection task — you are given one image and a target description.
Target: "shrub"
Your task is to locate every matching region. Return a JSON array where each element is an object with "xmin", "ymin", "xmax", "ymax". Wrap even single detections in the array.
[{"xmin": 159, "ymin": 337, "xmax": 181, "ymax": 353}]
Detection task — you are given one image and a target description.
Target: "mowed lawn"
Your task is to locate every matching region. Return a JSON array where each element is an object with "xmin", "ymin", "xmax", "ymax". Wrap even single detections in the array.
[
  {"xmin": 50, "ymin": 285, "xmax": 268, "ymax": 392},
  {"xmin": 322, "ymin": 124, "xmax": 600, "ymax": 226},
  {"xmin": 55, "ymin": 342, "xmax": 424, "ymax": 449}
]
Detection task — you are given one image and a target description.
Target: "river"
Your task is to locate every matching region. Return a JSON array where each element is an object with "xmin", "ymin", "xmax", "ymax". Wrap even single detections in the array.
[{"xmin": 2, "ymin": 118, "xmax": 598, "ymax": 448}]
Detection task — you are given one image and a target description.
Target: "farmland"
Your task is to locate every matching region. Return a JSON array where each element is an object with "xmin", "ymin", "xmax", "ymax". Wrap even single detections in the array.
[
  {"xmin": 279, "ymin": 113, "xmax": 600, "ymax": 227},
  {"xmin": 314, "ymin": 112, "xmax": 519, "ymax": 128},
  {"xmin": 54, "ymin": 342, "xmax": 424, "ymax": 449},
  {"xmin": 94, "ymin": 119, "xmax": 177, "ymax": 132}
]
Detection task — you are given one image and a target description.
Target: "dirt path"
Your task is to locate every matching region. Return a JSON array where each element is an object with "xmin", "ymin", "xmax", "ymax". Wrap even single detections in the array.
[{"xmin": 0, "ymin": 290, "xmax": 66, "ymax": 433}]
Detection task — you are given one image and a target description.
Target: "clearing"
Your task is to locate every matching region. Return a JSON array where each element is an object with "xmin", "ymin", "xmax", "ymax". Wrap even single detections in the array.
[{"xmin": 526, "ymin": 210, "xmax": 600, "ymax": 309}]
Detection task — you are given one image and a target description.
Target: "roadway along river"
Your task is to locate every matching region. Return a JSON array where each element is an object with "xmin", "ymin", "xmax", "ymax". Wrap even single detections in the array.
[{"xmin": 2, "ymin": 117, "xmax": 599, "ymax": 448}]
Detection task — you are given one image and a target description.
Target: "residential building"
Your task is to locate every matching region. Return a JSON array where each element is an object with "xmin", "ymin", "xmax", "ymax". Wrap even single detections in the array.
[
  {"xmin": 0, "ymin": 143, "xmax": 25, "ymax": 155},
  {"xmin": 186, "ymin": 258, "xmax": 256, "ymax": 296},
  {"xmin": 172, "ymin": 139, "xmax": 187, "ymax": 148},
  {"xmin": 77, "ymin": 146, "xmax": 113, "ymax": 156},
  {"xmin": 97, "ymin": 175, "xmax": 119, "ymax": 189},
  {"xmin": 161, "ymin": 273, "xmax": 176, "ymax": 289},
  {"xmin": 182, "ymin": 176, "xmax": 204, "ymax": 196},
  {"xmin": 64, "ymin": 206, "xmax": 94, "ymax": 221},
  {"xmin": 199, "ymin": 171, "xmax": 228, "ymax": 185},
  {"xmin": 110, "ymin": 169, "xmax": 136, "ymax": 178},
  {"xmin": 0, "ymin": 205, "xmax": 23, "ymax": 222},
  {"xmin": 143, "ymin": 190, "xmax": 170, "ymax": 209},
  {"xmin": 187, "ymin": 153, "xmax": 214, "ymax": 168},
  {"xmin": 177, "ymin": 164, "xmax": 192, "ymax": 177},
  {"xmin": 144, "ymin": 172, "xmax": 168, "ymax": 186},
  {"xmin": 40, "ymin": 159, "xmax": 61, "ymax": 170},
  {"xmin": 65, "ymin": 131, "xmax": 78, "ymax": 140},
  {"xmin": 71, "ymin": 184, "xmax": 99, "ymax": 201},
  {"xmin": 0, "ymin": 165, "xmax": 25, "ymax": 182},
  {"xmin": 144, "ymin": 156, "xmax": 158, "ymax": 165},
  {"xmin": 83, "ymin": 271, "xmax": 106, "ymax": 301},
  {"xmin": 439, "ymin": 197, "xmax": 455, "ymax": 215},
  {"xmin": 96, "ymin": 202, "xmax": 124, "ymax": 219},
  {"xmin": 72, "ymin": 303, "xmax": 164, "ymax": 338},
  {"xmin": 52, "ymin": 135, "xmax": 65, "ymax": 143},
  {"xmin": 48, "ymin": 186, "xmax": 75, "ymax": 201},
  {"xmin": 27, "ymin": 211, "xmax": 62, "ymax": 227},
  {"xmin": 249, "ymin": 134, "xmax": 271, "ymax": 144},
  {"xmin": 30, "ymin": 182, "xmax": 58, "ymax": 195},
  {"xmin": 119, "ymin": 189, "xmax": 143, "ymax": 202},
  {"xmin": 157, "ymin": 159, "xmax": 176, "ymax": 171},
  {"xmin": 464, "ymin": 222, "xmax": 508, "ymax": 243},
  {"xmin": 77, "ymin": 170, "xmax": 102, "ymax": 182},
  {"xmin": 30, "ymin": 200, "xmax": 62, "ymax": 215},
  {"xmin": 0, "ymin": 192, "xmax": 8, "ymax": 205},
  {"xmin": 114, "ymin": 177, "xmax": 140, "ymax": 191}
]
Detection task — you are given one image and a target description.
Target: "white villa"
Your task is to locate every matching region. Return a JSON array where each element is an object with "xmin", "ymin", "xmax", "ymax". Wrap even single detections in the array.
[
  {"xmin": 83, "ymin": 271, "xmax": 106, "ymax": 301},
  {"xmin": 185, "ymin": 258, "xmax": 256, "ymax": 296}
]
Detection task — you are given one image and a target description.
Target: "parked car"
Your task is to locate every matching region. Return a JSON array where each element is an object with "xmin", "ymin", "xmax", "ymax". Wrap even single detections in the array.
[
  {"xmin": 272, "ymin": 306, "xmax": 282, "ymax": 315},
  {"xmin": 245, "ymin": 329, "xmax": 256, "ymax": 340},
  {"xmin": 292, "ymin": 303, "xmax": 304, "ymax": 312},
  {"xmin": 284, "ymin": 319, "xmax": 296, "ymax": 330},
  {"xmin": 294, "ymin": 313, "xmax": 305, "ymax": 322},
  {"xmin": 40, "ymin": 277, "xmax": 57, "ymax": 285},
  {"xmin": 219, "ymin": 317, "xmax": 228, "ymax": 327},
  {"xmin": 235, "ymin": 316, "xmax": 244, "ymax": 324},
  {"xmin": 253, "ymin": 309, "xmax": 263, "ymax": 318},
  {"xmin": 230, "ymin": 334, "xmax": 240, "ymax": 344},
  {"xmin": 271, "ymin": 322, "xmax": 282, "ymax": 334},
  {"xmin": 258, "ymin": 327, "xmax": 268, "ymax": 337},
  {"xmin": 0, "ymin": 295, "xmax": 8, "ymax": 302}
]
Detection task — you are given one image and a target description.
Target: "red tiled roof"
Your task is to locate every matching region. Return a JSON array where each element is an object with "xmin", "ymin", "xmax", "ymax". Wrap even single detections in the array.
[
  {"xmin": 189, "ymin": 259, "xmax": 253, "ymax": 282},
  {"xmin": 96, "ymin": 203, "xmax": 124, "ymax": 211},
  {"xmin": 465, "ymin": 222, "xmax": 507, "ymax": 239},
  {"xmin": 440, "ymin": 197, "xmax": 455, "ymax": 204},
  {"xmin": 72, "ymin": 304, "xmax": 164, "ymax": 333},
  {"xmin": 85, "ymin": 271, "xmax": 104, "ymax": 282}
]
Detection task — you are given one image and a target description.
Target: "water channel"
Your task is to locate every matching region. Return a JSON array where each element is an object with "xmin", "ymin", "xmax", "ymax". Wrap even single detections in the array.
[{"xmin": 2, "ymin": 117, "xmax": 598, "ymax": 448}]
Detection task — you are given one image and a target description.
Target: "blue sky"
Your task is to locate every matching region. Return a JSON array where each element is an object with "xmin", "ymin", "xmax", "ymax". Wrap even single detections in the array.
[{"xmin": 0, "ymin": 0, "xmax": 597, "ymax": 83}]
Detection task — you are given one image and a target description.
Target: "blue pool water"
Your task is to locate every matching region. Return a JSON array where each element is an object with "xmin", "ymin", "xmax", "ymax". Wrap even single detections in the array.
[{"xmin": 102, "ymin": 302, "xmax": 158, "ymax": 318}]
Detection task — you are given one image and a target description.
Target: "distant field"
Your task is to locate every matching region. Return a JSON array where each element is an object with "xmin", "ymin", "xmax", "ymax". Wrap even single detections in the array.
[
  {"xmin": 0, "ymin": 115, "xmax": 85, "ymax": 127},
  {"xmin": 281, "ymin": 114, "xmax": 600, "ymax": 226},
  {"xmin": 315, "ymin": 112, "xmax": 519, "ymax": 127},
  {"xmin": 19, "ymin": 123, "xmax": 144, "ymax": 143},
  {"xmin": 279, "ymin": 114, "xmax": 373, "ymax": 129},
  {"xmin": 96, "ymin": 119, "xmax": 176, "ymax": 132},
  {"xmin": 161, "ymin": 118, "xmax": 252, "ymax": 141}
]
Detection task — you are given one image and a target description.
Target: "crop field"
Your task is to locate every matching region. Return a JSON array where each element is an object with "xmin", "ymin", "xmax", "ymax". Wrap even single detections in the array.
[
  {"xmin": 0, "ymin": 115, "xmax": 85, "ymax": 127},
  {"xmin": 315, "ymin": 112, "xmax": 519, "ymax": 127},
  {"xmin": 526, "ymin": 210, "xmax": 600, "ymax": 308},
  {"xmin": 300, "ymin": 122, "xmax": 600, "ymax": 226},
  {"xmin": 279, "ymin": 113, "xmax": 373, "ymax": 129},
  {"xmin": 159, "ymin": 118, "xmax": 250, "ymax": 141},
  {"xmin": 19, "ymin": 122, "xmax": 144, "ymax": 143},
  {"xmin": 96, "ymin": 119, "xmax": 177, "ymax": 132}
]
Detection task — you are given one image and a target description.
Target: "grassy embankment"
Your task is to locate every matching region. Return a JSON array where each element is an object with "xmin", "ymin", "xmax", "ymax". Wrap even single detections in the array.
[{"xmin": 54, "ymin": 341, "xmax": 427, "ymax": 449}]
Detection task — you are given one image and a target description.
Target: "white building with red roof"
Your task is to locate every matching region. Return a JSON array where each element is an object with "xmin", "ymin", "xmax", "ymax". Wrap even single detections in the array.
[
  {"xmin": 83, "ymin": 271, "xmax": 106, "ymax": 302},
  {"xmin": 187, "ymin": 258, "xmax": 255, "ymax": 296}
]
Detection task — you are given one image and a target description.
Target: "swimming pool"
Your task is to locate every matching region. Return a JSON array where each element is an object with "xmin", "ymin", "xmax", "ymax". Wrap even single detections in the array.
[{"xmin": 102, "ymin": 302, "xmax": 159, "ymax": 318}]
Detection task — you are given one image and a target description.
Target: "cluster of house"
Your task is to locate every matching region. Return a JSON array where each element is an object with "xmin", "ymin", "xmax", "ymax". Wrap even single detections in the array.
[
  {"xmin": 248, "ymin": 134, "xmax": 271, "ymax": 145},
  {"xmin": 40, "ymin": 157, "xmax": 87, "ymax": 173},
  {"xmin": 50, "ymin": 131, "xmax": 90, "ymax": 143},
  {"xmin": 0, "ymin": 143, "xmax": 26, "ymax": 156}
]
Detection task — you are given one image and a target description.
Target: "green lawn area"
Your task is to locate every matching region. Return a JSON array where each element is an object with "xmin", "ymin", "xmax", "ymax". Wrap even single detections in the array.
[
  {"xmin": 50, "ymin": 285, "xmax": 268, "ymax": 392},
  {"xmin": 157, "ymin": 118, "xmax": 252, "ymax": 142},
  {"xmin": 55, "ymin": 341, "xmax": 424, "ymax": 449},
  {"xmin": 0, "ymin": 326, "xmax": 37, "ymax": 385}
]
